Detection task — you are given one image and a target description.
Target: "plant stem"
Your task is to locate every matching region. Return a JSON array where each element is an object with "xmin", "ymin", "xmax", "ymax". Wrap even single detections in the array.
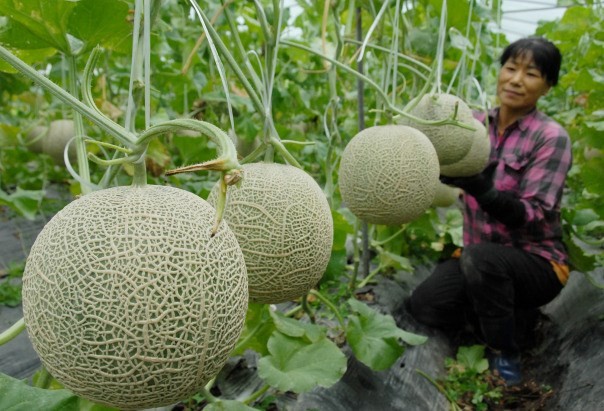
[
  {"xmin": 309, "ymin": 290, "xmax": 345, "ymax": 328},
  {"xmin": 67, "ymin": 55, "xmax": 92, "ymax": 194},
  {"xmin": 33, "ymin": 366, "xmax": 53, "ymax": 389},
  {"xmin": 301, "ymin": 293, "xmax": 316, "ymax": 324},
  {"xmin": 242, "ymin": 383, "xmax": 271, "ymax": 405},
  {"xmin": 0, "ymin": 317, "xmax": 25, "ymax": 346},
  {"xmin": 356, "ymin": 265, "xmax": 383, "ymax": 289},
  {"xmin": 199, "ymin": 385, "xmax": 218, "ymax": 403},
  {"xmin": 281, "ymin": 40, "xmax": 475, "ymax": 130},
  {"xmin": 0, "ymin": 46, "xmax": 136, "ymax": 146}
]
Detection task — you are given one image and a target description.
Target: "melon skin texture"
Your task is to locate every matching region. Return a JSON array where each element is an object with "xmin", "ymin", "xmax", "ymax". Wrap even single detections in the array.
[
  {"xmin": 207, "ymin": 162, "xmax": 333, "ymax": 304},
  {"xmin": 338, "ymin": 125, "xmax": 439, "ymax": 225},
  {"xmin": 400, "ymin": 93, "xmax": 475, "ymax": 166},
  {"xmin": 26, "ymin": 119, "xmax": 77, "ymax": 164},
  {"xmin": 22, "ymin": 185, "xmax": 248, "ymax": 410},
  {"xmin": 439, "ymin": 118, "xmax": 491, "ymax": 177}
]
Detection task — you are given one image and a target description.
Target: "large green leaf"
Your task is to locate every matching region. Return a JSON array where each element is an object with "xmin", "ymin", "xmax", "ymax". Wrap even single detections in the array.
[
  {"xmin": 257, "ymin": 331, "xmax": 347, "ymax": 393},
  {"xmin": 0, "ymin": 187, "xmax": 45, "ymax": 220},
  {"xmin": 269, "ymin": 310, "xmax": 324, "ymax": 343},
  {"xmin": 0, "ymin": 0, "xmax": 131, "ymax": 55},
  {"xmin": 345, "ymin": 298, "xmax": 427, "ymax": 371},
  {"xmin": 0, "ymin": 0, "xmax": 76, "ymax": 52},
  {"xmin": 233, "ymin": 303, "xmax": 275, "ymax": 356},
  {"xmin": 0, "ymin": 373, "xmax": 79, "ymax": 411},
  {"xmin": 67, "ymin": 0, "xmax": 132, "ymax": 55}
]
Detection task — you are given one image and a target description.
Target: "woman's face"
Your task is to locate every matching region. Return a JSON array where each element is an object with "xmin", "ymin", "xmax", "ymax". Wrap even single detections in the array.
[{"xmin": 497, "ymin": 51, "xmax": 551, "ymax": 114}]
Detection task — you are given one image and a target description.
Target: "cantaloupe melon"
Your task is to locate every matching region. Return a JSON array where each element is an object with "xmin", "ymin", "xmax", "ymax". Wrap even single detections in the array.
[
  {"xmin": 22, "ymin": 185, "xmax": 248, "ymax": 410},
  {"xmin": 207, "ymin": 162, "xmax": 333, "ymax": 304},
  {"xmin": 338, "ymin": 125, "xmax": 439, "ymax": 225},
  {"xmin": 439, "ymin": 118, "xmax": 491, "ymax": 177},
  {"xmin": 400, "ymin": 93, "xmax": 475, "ymax": 166},
  {"xmin": 431, "ymin": 182, "xmax": 461, "ymax": 208},
  {"xmin": 26, "ymin": 119, "xmax": 77, "ymax": 164}
]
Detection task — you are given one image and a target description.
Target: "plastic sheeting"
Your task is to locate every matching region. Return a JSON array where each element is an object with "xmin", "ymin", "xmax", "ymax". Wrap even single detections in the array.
[{"xmin": 1, "ymin": 211, "xmax": 603, "ymax": 409}]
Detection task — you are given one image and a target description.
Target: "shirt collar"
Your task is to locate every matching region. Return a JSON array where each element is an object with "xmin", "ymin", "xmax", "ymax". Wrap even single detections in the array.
[{"xmin": 488, "ymin": 107, "xmax": 539, "ymax": 133}]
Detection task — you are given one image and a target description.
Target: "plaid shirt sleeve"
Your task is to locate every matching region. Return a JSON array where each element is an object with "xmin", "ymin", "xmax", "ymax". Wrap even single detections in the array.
[{"xmin": 463, "ymin": 109, "xmax": 573, "ymax": 264}]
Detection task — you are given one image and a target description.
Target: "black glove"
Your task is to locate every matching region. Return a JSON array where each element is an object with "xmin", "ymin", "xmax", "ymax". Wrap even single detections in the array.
[{"xmin": 440, "ymin": 161, "xmax": 498, "ymax": 204}]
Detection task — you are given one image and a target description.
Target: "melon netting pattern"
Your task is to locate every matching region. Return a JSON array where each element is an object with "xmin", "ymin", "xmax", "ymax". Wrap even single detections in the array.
[
  {"xmin": 402, "ymin": 93, "xmax": 476, "ymax": 166},
  {"xmin": 439, "ymin": 118, "xmax": 491, "ymax": 177},
  {"xmin": 22, "ymin": 185, "xmax": 248, "ymax": 410},
  {"xmin": 208, "ymin": 163, "xmax": 333, "ymax": 304},
  {"xmin": 339, "ymin": 125, "xmax": 440, "ymax": 226}
]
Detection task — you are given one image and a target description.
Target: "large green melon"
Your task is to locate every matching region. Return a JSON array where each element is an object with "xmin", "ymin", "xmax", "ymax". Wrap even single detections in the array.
[
  {"xmin": 208, "ymin": 162, "xmax": 333, "ymax": 304},
  {"xmin": 22, "ymin": 185, "xmax": 248, "ymax": 410},
  {"xmin": 439, "ymin": 118, "xmax": 491, "ymax": 177},
  {"xmin": 400, "ymin": 93, "xmax": 476, "ymax": 166},
  {"xmin": 338, "ymin": 125, "xmax": 439, "ymax": 225}
]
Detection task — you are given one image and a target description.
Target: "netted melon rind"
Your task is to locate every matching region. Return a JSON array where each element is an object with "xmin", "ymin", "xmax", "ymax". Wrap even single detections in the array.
[
  {"xmin": 400, "ymin": 93, "xmax": 475, "ymax": 166},
  {"xmin": 338, "ymin": 125, "xmax": 439, "ymax": 225},
  {"xmin": 43, "ymin": 119, "xmax": 77, "ymax": 164},
  {"xmin": 22, "ymin": 185, "xmax": 248, "ymax": 410},
  {"xmin": 207, "ymin": 163, "xmax": 333, "ymax": 304},
  {"xmin": 439, "ymin": 118, "xmax": 491, "ymax": 177}
]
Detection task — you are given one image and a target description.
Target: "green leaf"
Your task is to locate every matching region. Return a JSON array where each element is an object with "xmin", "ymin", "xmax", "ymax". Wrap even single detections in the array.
[
  {"xmin": 346, "ymin": 299, "xmax": 427, "ymax": 371},
  {"xmin": 448, "ymin": 27, "xmax": 473, "ymax": 51},
  {"xmin": 269, "ymin": 310, "xmax": 324, "ymax": 343},
  {"xmin": 0, "ymin": 0, "xmax": 77, "ymax": 53},
  {"xmin": 67, "ymin": 0, "xmax": 132, "ymax": 55},
  {"xmin": 204, "ymin": 400, "xmax": 259, "ymax": 411},
  {"xmin": 0, "ymin": 47, "xmax": 57, "ymax": 73},
  {"xmin": 571, "ymin": 208, "xmax": 600, "ymax": 226},
  {"xmin": 378, "ymin": 251, "xmax": 412, "ymax": 272},
  {"xmin": 233, "ymin": 303, "xmax": 275, "ymax": 356},
  {"xmin": 321, "ymin": 248, "xmax": 347, "ymax": 284},
  {"xmin": 0, "ymin": 373, "xmax": 80, "ymax": 411},
  {"xmin": 456, "ymin": 345, "xmax": 489, "ymax": 374},
  {"xmin": 0, "ymin": 187, "xmax": 45, "ymax": 220},
  {"xmin": 257, "ymin": 331, "xmax": 347, "ymax": 393}
]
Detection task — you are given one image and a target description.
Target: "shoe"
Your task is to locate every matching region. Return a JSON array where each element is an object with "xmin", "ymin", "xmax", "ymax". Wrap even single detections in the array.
[{"xmin": 491, "ymin": 354, "xmax": 522, "ymax": 386}]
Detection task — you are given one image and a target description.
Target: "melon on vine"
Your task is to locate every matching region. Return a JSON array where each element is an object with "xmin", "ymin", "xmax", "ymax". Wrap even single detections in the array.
[
  {"xmin": 431, "ymin": 182, "xmax": 461, "ymax": 208},
  {"xmin": 400, "ymin": 93, "xmax": 475, "ymax": 166},
  {"xmin": 26, "ymin": 119, "xmax": 77, "ymax": 164},
  {"xmin": 22, "ymin": 185, "xmax": 248, "ymax": 410},
  {"xmin": 338, "ymin": 125, "xmax": 439, "ymax": 226},
  {"xmin": 207, "ymin": 162, "xmax": 333, "ymax": 304},
  {"xmin": 440, "ymin": 118, "xmax": 491, "ymax": 177}
]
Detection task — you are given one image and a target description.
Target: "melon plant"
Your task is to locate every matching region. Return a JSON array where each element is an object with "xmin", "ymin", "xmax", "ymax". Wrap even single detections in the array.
[
  {"xmin": 207, "ymin": 162, "xmax": 333, "ymax": 304},
  {"xmin": 22, "ymin": 184, "xmax": 248, "ymax": 410},
  {"xmin": 439, "ymin": 118, "xmax": 491, "ymax": 177},
  {"xmin": 26, "ymin": 119, "xmax": 77, "ymax": 164},
  {"xmin": 401, "ymin": 93, "xmax": 476, "ymax": 166},
  {"xmin": 338, "ymin": 125, "xmax": 440, "ymax": 226}
]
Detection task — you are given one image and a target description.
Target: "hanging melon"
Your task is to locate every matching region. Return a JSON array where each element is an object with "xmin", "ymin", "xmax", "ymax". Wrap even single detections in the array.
[
  {"xmin": 208, "ymin": 162, "xmax": 333, "ymax": 304},
  {"xmin": 22, "ymin": 185, "xmax": 248, "ymax": 410},
  {"xmin": 439, "ymin": 118, "xmax": 491, "ymax": 177},
  {"xmin": 338, "ymin": 125, "xmax": 439, "ymax": 225},
  {"xmin": 400, "ymin": 93, "xmax": 476, "ymax": 166}
]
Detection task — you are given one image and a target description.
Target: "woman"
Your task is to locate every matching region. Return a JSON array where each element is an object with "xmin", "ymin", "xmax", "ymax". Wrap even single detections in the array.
[{"xmin": 407, "ymin": 37, "xmax": 572, "ymax": 385}]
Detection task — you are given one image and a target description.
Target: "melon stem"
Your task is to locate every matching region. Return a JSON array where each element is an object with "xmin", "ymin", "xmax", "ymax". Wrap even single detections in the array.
[
  {"xmin": 309, "ymin": 290, "xmax": 345, "ymax": 328},
  {"xmin": 0, "ymin": 317, "xmax": 25, "ymax": 346}
]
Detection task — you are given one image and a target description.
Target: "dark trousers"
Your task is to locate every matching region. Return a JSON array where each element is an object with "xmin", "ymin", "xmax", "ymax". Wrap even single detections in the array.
[{"xmin": 408, "ymin": 243, "xmax": 563, "ymax": 355}]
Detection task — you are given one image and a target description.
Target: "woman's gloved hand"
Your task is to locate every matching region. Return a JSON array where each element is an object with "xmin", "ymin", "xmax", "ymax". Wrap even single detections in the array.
[{"xmin": 440, "ymin": 161, "xmax": 498, "ymax": 204}]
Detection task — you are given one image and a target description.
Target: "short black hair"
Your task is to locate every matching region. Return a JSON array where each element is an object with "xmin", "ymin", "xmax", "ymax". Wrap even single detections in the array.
[{"xmin": 499, "ymin": 37, "xmax": 562, "ymax": 86}]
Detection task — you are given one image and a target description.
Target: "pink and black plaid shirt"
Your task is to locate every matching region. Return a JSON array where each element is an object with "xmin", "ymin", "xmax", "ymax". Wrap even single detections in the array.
[{"xmin": 462, "ymin": 108, "xmax": 572, "ymax": 265}]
